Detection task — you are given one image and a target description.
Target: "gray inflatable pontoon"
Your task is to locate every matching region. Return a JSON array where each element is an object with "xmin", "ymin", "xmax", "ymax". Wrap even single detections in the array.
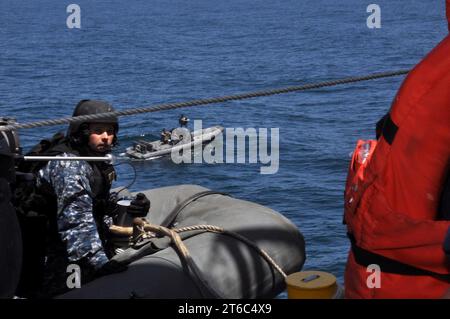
[{"xmin": 59, "ymin": 185, "xmax": 305, "ymax": 299}]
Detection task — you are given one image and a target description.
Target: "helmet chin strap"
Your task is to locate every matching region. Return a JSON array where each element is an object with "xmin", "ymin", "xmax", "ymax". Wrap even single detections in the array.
[
  {"xmin": 74, "ymin": 142, "xmax": 112, "ymax": 157},
  {"xmin": 89, "ymin": 146, "xmax": 112, "ymax": 156}
]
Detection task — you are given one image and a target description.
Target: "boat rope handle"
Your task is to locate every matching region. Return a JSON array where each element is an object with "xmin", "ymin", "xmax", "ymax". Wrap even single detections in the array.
[
  {"xmin": 0, "ymin": 69, "xmax": 409, "ymax": 132},
  {"xmin": 175, "ymin": 224, "xmax": 288, "ymax": 279},
  {"xmin": 109, "ymin": 220, "xmax": 288, "ymax": 298},
  {"xmin": 131, "ymin": 219, "xmax": 223, "ymax": 298}
]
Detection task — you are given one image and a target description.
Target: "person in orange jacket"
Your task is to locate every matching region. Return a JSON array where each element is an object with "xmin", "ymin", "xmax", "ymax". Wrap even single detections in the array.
[{"xmin": 343, "ymin": 1, "xmax": 450, "ymax": 298}]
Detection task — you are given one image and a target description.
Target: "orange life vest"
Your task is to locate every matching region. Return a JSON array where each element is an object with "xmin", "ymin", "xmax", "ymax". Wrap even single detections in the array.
[{"xmin": 343, "ymin": 30, "xmax": 450, "ymax": 297}]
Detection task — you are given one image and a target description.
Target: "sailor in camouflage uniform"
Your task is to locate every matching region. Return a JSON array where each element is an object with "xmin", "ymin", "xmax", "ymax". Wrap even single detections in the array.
[
  {"xmin": 38, "ymin": 152, "xmax": 110, "ymax": 270},
  {"xmin": 34, "ymin": 100, "xmax": 118, "ymax": 296},
  {"xmin": 32, "ymin": 100, "xmax": 149, "ymax": 297}
]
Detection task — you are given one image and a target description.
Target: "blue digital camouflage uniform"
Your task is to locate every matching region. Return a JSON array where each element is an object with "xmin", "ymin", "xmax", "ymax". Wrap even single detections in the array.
[{"xmin": 37, "ymin": 152, "xmax": 110, "ymax": 270}]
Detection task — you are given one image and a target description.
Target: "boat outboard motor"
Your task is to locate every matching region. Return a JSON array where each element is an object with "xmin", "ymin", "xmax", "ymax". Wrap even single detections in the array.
[
  {"xmin": 178, "ymin": 115, "xmax": 189, "ymax": 127},
  {"xmin": 0, "ymin": 118, "xmax": 22, "ymax": 298}
]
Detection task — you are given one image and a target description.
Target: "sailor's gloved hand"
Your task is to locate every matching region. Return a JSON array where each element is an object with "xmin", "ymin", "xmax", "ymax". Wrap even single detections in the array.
[{"xmin": 127, "ymin": 193, "xmax": 151, "ymax": 218}]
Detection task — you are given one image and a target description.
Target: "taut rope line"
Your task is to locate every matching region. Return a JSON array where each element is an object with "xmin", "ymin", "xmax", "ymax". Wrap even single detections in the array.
[{"xmin": 0, "ymin": 69, "xmax": 409, "ymax": 132}]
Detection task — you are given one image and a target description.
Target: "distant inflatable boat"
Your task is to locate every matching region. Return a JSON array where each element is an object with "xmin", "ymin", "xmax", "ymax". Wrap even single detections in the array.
[
  {"xmin": 125, "ymin": 126, "xmax": 224, "ymax": 160},
  {"xmin": 57, "ymin": 184, "xmax": 305, "ymax": 299}
]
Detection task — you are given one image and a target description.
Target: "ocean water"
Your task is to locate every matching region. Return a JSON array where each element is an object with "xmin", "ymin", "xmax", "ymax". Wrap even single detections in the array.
[{"xmin": 0, "ymin": 0, "xmax": 448, "ymax": 291}]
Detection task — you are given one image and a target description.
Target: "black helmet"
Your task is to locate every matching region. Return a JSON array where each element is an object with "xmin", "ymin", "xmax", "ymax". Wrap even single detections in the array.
[
  {"xmin": 178, "ymin": 114, "xmax": 189, "ymax": 127},
  {"xmin": 68, "ymin": 99, "xmax": 119, "ymax": 145}
]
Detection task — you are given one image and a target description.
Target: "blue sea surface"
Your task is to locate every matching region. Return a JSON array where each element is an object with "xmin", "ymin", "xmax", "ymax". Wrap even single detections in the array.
[{"xmin": 0, "ymin": 0, "xmax": 448, "ymax": 293}]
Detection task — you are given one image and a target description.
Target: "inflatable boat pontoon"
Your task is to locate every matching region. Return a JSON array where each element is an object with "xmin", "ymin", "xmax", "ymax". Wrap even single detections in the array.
[{"xmin": 58, "ymin": 184, "xmax": 306, "ymax": 299}]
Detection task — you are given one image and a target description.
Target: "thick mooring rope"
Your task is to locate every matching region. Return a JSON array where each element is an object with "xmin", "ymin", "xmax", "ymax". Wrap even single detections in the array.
[
  {"xmin": 175, "ymin": 224, "xmax": 287, "ymax": 279},
  {"xmin": 0, "ymin": 69, "xmax": 409, "ymax": 132},
  {"xmin": 109, "ymin": 221, "xmax": 288, "ymax": 298}
]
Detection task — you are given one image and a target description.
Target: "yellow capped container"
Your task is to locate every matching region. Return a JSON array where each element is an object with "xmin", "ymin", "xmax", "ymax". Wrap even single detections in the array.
[{"xmin": 286, "ymin": 271, "xmax": 338, "ymax": 299}]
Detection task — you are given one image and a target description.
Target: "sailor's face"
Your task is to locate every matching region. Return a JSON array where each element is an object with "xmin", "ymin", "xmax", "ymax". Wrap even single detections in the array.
[{"xmin": 88, "ymin": 123, "xmax": 115, "ymax": 153}]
